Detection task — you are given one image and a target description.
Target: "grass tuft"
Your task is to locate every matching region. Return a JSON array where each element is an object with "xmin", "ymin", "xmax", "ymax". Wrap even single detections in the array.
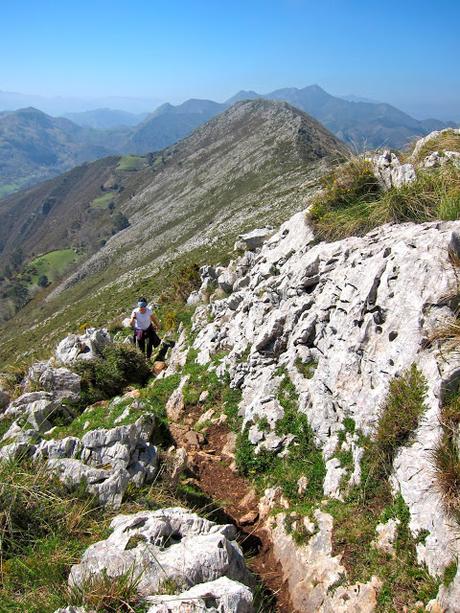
[
  {"xmin": 431, "ymin": 391, "xmax": 460, "ymax": 523},
  {"xmin": 310, "ymin": 157, "xmax": 460, "ymax": 241},
  {"xmin": 374, "ymin": 364, "xmax": 428, "ymax": 474}
]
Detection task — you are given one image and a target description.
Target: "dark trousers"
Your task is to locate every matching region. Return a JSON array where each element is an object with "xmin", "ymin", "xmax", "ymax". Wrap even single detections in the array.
[{"xmin": 134, "ymin": 325, "xmax": 169, "ymax": 360}]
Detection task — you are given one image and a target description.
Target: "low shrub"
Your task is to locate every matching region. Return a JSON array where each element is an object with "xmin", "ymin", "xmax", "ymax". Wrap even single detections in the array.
[{"xmin": 75, "ymin": 343, "xmax": 151, "ymax": 406}]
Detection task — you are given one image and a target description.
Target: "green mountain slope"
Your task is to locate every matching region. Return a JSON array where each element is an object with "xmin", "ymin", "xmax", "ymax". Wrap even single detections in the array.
[{"xmin": 0, "ymin": 99, "xmax": 347, "ymax": 363}]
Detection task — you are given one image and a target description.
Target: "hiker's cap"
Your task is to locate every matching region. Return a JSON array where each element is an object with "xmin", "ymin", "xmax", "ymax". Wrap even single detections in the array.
[{"xmin": 138, "ymin": 299, "xmax": 148, "ymax": 308}]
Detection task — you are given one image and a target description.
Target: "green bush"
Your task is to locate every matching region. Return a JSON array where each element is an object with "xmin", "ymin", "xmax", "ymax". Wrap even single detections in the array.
[{"xmin": 75, "ymin": 343, "xmax": 151, "ymax": 406}]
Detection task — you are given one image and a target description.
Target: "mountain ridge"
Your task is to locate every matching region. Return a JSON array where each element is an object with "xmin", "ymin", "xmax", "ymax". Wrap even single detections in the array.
[
  {"xmin": 1, "ymin": 85, "xmax": 456, "ymax": 197},
  {"xmin": 0, "ymin": 99, "xmax": 346, "ymax": 329}
]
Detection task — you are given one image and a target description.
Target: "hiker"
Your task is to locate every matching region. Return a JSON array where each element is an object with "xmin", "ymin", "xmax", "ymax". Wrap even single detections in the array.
[{"xmin": 130, "ymin": 297, "xmax": 174, "ymax": 361}]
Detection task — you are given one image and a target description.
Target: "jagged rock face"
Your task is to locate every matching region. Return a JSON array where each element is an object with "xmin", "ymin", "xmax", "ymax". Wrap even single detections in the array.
[
  {"xmin": 47, "ymin": 415, "xmax": 158, "ymax": 507},
  {"xmin": 191, "ymin": 211, "xmax": 460, "ymax": 604},
  {"xmin": 69, "ymin": 508, "xmax": 254, "ymax": 599}
]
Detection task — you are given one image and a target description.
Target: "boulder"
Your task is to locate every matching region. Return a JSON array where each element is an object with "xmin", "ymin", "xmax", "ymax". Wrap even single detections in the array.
[
  {"xmin": 45, "ymin": 416, "xmax": 158, "ymax": 507},
  {"xmin": 1, "ymin": 391, "xmax": 64, "ymax": 433},
  {"xmin": 48, "ymin": 458, "xmax": 130, "ymax": 508},
  {"xmin": 38, "ymin": 366, "xmax": 81, "ymax": 400},
  {"xmin": 373, "ymin": 518, "xmax": 400, "ymax": 557},
  {"xmin": 145, "ymin": 576, "xmax": 254, "ymax": 612},
  {"xmin": 55, "ymin": 328, "xmax": 111, "ymax": 364},
  {"xmin": 69, "ymin": 508, "xmax": 254, "ymax": 598},
  {"xmin": 370, "ymin": 150, "xmax": 416, "ymax": 190},
  {"xmin": 234, "ymin": 228, "xmax": 274, "ymax": 252}
]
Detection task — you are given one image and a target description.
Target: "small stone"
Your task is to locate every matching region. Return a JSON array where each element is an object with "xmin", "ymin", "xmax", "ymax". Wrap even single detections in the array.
[
  {"xmin": 297, "ymin": 475, "xmax": 309, "ymax": 496},
  {"xmin": 239, "ymin": 510, "xmax": 259, "ymax": 525}
]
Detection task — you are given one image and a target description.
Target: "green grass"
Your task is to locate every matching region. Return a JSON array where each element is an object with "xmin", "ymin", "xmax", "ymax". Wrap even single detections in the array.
[
  {"xmin": 0, "ymin": 182, "xmax": 22, "ymax": 198},
  {"xmin": 91, "ymin": 192, "xmax": 115, "ymax": 210},
  {"xmin": 442, "ymin": 559, "xmax": 458, "ymax": 587},
  {"xmin": 25, "ymin": 249, "xmax": 79, "ymax": 286},
  {"xmin": 235, "ymin": 370, "xmax": 326, "ymax": 504},
  {"xmin": 374, "ymin": 364, "xmax": 428, "ymax": 475},
  {"xmin": 0, "ymin": 460, "xmax": 108, "ymax": 612},
  {"xmin": 294, "ymin": 357, "xmax": 318, "ymax": 379},
  {"xmin": 310, "ymin": 158, "xmax": 460, "ymax": 241},
  {"xmin": 116, "ymin": 156, "xmax": 146, "ymax": 172},
  {"xmin": 325, "ymin": 491, "xmax": 439, "ymax": 612}
]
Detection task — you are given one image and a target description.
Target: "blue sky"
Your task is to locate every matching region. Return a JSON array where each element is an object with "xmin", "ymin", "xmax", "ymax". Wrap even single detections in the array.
[{"xmin": 1, "ymin": 0, "xmax": 459, "ymax": 118}]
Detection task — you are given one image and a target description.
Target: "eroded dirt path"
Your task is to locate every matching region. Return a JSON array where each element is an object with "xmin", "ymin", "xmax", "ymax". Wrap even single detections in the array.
[{"xmin": 170, "ymin": 412, "xmax": 293, "ymax": 613}]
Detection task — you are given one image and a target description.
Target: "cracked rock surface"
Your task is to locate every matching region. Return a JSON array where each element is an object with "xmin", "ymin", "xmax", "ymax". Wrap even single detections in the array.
[{"xmin": 190, "ymin": 209, "xmax": 460, "ymax": 609}]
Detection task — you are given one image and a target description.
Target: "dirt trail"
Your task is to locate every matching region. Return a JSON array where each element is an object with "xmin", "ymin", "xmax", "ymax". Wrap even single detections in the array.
[{"xmin": 170, "ymin": 411, "xmax": 293, "ymax": 613}]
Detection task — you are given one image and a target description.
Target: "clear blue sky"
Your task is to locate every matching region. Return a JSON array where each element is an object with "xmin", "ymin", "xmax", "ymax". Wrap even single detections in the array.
[{"xmin": 1, "ymin": 0, "xmax": 459, "ymax": 118}]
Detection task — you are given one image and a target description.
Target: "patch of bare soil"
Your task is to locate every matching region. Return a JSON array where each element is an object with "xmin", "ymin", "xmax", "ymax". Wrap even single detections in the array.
[{"xmin": 171, "ymin": 419, "xmax": 294, "ymax": 613}]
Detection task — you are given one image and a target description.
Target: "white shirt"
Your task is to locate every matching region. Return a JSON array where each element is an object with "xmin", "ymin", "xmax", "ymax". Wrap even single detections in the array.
[{"xmin": 131, "ymin": 307, "xmax": 152, "ymax": 330}]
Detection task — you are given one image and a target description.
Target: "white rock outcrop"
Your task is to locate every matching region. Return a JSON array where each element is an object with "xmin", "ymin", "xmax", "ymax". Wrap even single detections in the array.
[
  {"xmin": 370, "ymin": 150, "xmax": 416, "ymax": 189},
  {"xmin": 191, "ymin": 208, "xmax": 460, "ymax": 607},
  {"xmin": 55, "ymin": 327, "xmax": 111, "ymax": 364},
  {"xmin": 145, "ymin": 576, "xmax": 254, "ymax": 612},
  {"xmin": 47, "ymin": 415, "xmax": 159, "ymax": 507},
  {"xmin": 69, "ymin": 508, "xmax": 254, "ymax": 598}
]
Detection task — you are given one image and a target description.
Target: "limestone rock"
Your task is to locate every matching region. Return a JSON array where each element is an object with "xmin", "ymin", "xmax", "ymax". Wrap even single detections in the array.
[
  {"xmin": 55, "ymin": 328, "xmax": 111, "ymax": 364},
  {"xmin": 48, "ymin": 458, "xmax": 130, "ymax": 508},
  {"xmin": 34, "ymin": 436, "xmax": 82, "ymax": 460},
  {"xmin": 38, "ymin": 366, "xmax": 81, "ymax": 400},
  {"xmin": 370, "ymin": 150, "xmax": 416, "ymax": 190},
  {"xmin": 145, "ymin": 576, "xmax": 254, "ymax": 612},
  {"xmin": 267, "ymin": 510, "xmax": 380, "ymax": 612},
  {"xmin": 192, "ymin": 207, "xmax": 460, "ymax": 581},
  {"xmin": 69, "ymin": 508, "xmax": 254, "ymax": 598},
  {"xmin": 163, "ymin": 326, "xmax": 188, "ymax": 376},
  {"xmin": 234, "ymin": 228, "xmax": 274, "ymax": 252},
  {"xmin": 165, "ymin": 376, "xmax": 189, "ymax": 421},
  {"xmin": 410, "ymin": 128, "xmax": 460, "ymax": 162},
  {"xmin": 373, "ymin": 518, "xmax": 400, "ymax": 557},
  {"xmin": 43, "ymin": 416, "xmax": 158, "ymax": 507}
]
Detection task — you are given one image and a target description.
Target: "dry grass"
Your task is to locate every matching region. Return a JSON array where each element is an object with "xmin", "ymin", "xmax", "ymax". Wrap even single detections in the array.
[
  {"xmin": 310, "ymin": 156, "xmax": 460, "ymax": 241},
  {"xmin": 412, "ymin": 130, "xmax": 460, "ymax": 164},
  {"xmin": 431, "ymin": 393, "xmax": 460, "ymax": 523},
  {"xmin": 69, "ymin": 566, "xmax": 144, "ymax": 612}
]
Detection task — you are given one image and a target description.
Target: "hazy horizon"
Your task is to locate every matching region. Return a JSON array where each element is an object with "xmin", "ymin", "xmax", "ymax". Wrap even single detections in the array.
[
  {"xmin": 0, "ymin": 84, "xmax": 458, "ymax": 123},
  {"xmin": 1, "ymin": 0, "xmax": 459, "ymax": 121}
]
